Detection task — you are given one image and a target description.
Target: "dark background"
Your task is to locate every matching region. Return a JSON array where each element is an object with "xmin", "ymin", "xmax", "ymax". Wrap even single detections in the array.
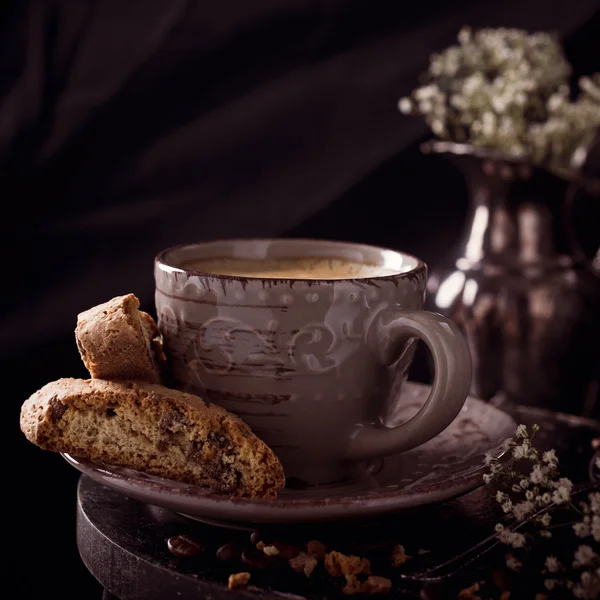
[{"xmin": 2, "ymin": 1, "xmax": 599, "ymax": 598}]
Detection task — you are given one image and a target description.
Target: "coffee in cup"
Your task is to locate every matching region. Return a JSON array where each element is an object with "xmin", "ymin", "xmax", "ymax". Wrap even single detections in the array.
[{"xmin": 178, "ymin": 256, "xmax": 402, "ymax": 280}]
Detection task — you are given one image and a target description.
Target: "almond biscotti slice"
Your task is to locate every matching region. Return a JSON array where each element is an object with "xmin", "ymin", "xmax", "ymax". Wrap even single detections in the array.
[
  {"xmin": 20, "ymin": 378, "xmax": 285, "ymax": 499},
  {"xmin": 75, "ymin": 293, "xmax": 166, "ymax": 383}
]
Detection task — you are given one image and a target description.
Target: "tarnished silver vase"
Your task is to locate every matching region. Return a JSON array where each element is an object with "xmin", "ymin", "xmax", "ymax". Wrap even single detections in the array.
[{"xmin": 423, "ymin": 141, "xmax": 600, "ymax": 418}]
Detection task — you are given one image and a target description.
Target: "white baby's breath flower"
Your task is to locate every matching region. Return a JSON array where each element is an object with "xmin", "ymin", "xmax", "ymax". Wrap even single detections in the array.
[
  {"xmin": 552, "ymin": 485, "xmax": 572, "ymax": 505},
  {"xmin": 574, "ymin": 521, "xmax": 591, "ymax": 538},
  {"xmin": 514, "ymin": 91, "xmax": 526, "ymax": 105},
  {"xmin": 513, "ymin": 445, "xmax": 528, "ymax": 460},
  {"xmin": 414, "ymin": 84, "xmax": 439, "ymax": 102},
  {"xmin": 589, "ymin": 492, "xmax": 600, "ymax": 515},
  {"xmin": 557, "ymin": 478, "xmax": 573, "ymax": 492},
  {"xmin": 544, "ymin": 578, "xmax": 558, "ymax": 590},
  {"xmin": 450, "ymin": 94, "xmax": 468, "ymax": 110},
  {"xmin": 530, "ymin": 464, "xmax": 545, "ymax": 485},
  {"xmin": 418, "ymin": 99, "xmax": 433, "ymax": 113},
  {"xmin": 499, "ymin": 529, "xmax": 528, "ymax": 549},
  {"xmin": 573, "ymin": 569, "xmax": 600, "ymax": 599},
  {"xmin": 548, "ymin": 93, "xmax": 565, "ymax": 111},
  {"xmin": 484, "ymin": 452, "xmax": 494, "ymax": 465},
  {"xmin": 431, "ymin": 120, "xmax": 445, "ymax": 135},
  {"xmin": 541, "ymin": 463, "xmax": 555, "ymax": 476},
  {"xmin": 505, "ymin": 553, "xmax": 522, "ymax": 571},
  {"xmin": 479, "ymin": 424, "xmax": 600, "ymax": 594},
  {"xmin": 513, "ymin": 501, "xmax": 535, "ymax": 521},
  {"xmin": 545, "ymin": 556, "xmax": 561, "ymax": 573},
  {"xmin": 502, "ymin": 438, "xmax": 515, "ymax": 451},
  {"xmin": 462, "ymin": 73, "xmax": 484, "ymax": 96},
  {"xmin": 591, "ymin": 515, "xmax": 600, "ymax": 542},
  {"xmin": 491, "ymin": 95, "xmax": 510, "ymax": 113},
  {"xmin": 508, "ymin": 143, "xmax": 526, "ymax": 158},
  {"xmin": 398, "ymin": 97, "xmax": 412, "ymax": 114},
  {"xmin": 483, "ymin": 473, "xmax": 493, "ymax": 484},
  {"xmin": 595, "ymin": 456, "xmax": 600, "ymax": 472},
  {"xmin": 499, "ymin": 529, "xmax": 513, "ymax": 544},
  {"xmin": 457, "ymin": 26, "xmax": 471, "ymax": 45},
  {"xmin": 398, "ymin": 27, "xmax": 599, "ymax": 171},
  {"xmin": 573, "ymin": 545, "xmax": 597, "ymax": 568},
  {"xmin": 515, "ymin": 424, "xmax": 528, "ymax": 438},
  {"xmin": 481, "ymin": 111, "xmax": 497, "ymax": 137}
]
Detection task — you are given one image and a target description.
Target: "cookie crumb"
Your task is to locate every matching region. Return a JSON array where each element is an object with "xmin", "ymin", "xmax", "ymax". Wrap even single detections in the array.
[
  {"xmin": 307, "ymin": 540, "xmax": 327, "ymax": 559},
  {"xmin": 500, "ymin": 592, "xmax": 511, "ymax": 600},
  {"xmin": 289, "ymin": 552, "xmax": 318, "ymax": 577},
  {"xmin": 250, "ymin": 531, "xmax": 261, "ymax": 545},
  {"xmin": 342, "ymin": 574, "xmax": 363, "ymax": 595},
  {"xmin": 262, "ymin": 545, "xmax": 280, "ymax": 557},
  {"xmin": 417, "ymin": 548, "xmax": 430, "ymax": 555},
  {"xmin": 534, "ymin": 595, "xmax": 548, "ymax": 600},
  {"xmin": 256, "ymin": 541, "xmax": 265, "ymax": 550},
  {"xmin": 228, "ymin": 572, "xmax": 251, "ymax": 589},
  {"xmin": 457, "ymin": 582, "xmax": 481, "ymax": 600},
  {"xmin": 391, "ymin": 544, "xmax": 411, "ymax": 567},
  {"xmin": 325, "ymin": 551, "xmax": 371, "ymax": 577},
  {"xmin": 361, "ymin": 575, "xmax": 392, "ymax": 595}
]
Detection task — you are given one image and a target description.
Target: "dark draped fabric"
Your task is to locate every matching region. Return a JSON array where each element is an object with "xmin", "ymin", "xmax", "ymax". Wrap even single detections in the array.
[
  {"xmin": 2, "ymin": 2, "xmax": 599, "ymax": 597},
  {"xmin": 1, "ymin": 0, "xmax": 599, "ymax": 358}
]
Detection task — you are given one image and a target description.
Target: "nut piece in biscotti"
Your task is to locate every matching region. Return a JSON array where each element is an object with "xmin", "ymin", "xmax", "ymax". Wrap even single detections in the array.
[
  {"xmin": 140, "ymin": 310, "xmax": 167, "ymax": 369},
  {"xmin": 75, "ymin": 293, "xmax": 166, "ymax": 383},
  {"xmin": 20, "ymin": 378, "xmax": 286, "ymax": 498}
]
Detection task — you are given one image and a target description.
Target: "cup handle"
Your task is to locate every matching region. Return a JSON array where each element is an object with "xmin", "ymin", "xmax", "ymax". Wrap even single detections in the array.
[{"xmin": 345, "ymin": 310, "xmax": 472, "ymax": 461}]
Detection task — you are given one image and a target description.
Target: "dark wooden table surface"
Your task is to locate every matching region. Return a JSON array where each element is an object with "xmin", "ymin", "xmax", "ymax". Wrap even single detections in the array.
[{"xmin": 76, "ymin": 402, "xmax": 599, "ymax": 600}]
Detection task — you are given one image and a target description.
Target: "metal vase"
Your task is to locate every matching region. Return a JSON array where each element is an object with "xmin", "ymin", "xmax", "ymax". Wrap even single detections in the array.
[{"xmin": 423, "ymin": 141, "xmax": 600, "ymax": 418}]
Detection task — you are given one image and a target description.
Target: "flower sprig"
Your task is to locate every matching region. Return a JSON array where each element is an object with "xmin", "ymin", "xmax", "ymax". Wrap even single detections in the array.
[
  {"xmin": 483, "ymin": 423, "xmax": 600, "ymax": 598},
  {"xmin": 398, "ymin": 26, "xmax": 600, "ymax": 175}
]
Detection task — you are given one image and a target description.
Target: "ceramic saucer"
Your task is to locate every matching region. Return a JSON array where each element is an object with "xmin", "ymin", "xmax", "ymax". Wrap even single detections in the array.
[{"xmin": 62, "ymin": 381, "xmax": 516, "ymax": 527}]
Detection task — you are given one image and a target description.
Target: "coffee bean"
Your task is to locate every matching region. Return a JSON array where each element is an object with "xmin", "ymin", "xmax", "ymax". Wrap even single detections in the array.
[
  {"xmin": 167, "ymin": 534, "xmax": 203, "ymax": 557},
  {"xmin": 217, "ymin": 542, "xmax": 241, "ymax": 562},
  {"xmin": 250, "ymin": 531, "xmax": 262, "ymax": 545},
  {"xmin": 272, "ymin": 541, "xmax": 300, "ymax": 560},
  {"xmin": 241, "ymin": 548, "xmax": 273, "ymax": 569}
]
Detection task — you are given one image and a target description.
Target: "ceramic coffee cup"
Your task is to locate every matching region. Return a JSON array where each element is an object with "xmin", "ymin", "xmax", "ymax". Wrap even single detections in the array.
[{"xmin": 154, "ymin": 239, "xmax": 472, "ymax": 484}]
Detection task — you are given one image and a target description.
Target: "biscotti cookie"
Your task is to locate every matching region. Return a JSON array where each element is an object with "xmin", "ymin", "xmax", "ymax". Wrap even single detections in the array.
[
  {"xmin": 75, "ymin": 294, "xmax": 166, "ymax": 383},
  {"xmin": 20, "ymin": 378, "xmax": 285, "ymax": 498}
]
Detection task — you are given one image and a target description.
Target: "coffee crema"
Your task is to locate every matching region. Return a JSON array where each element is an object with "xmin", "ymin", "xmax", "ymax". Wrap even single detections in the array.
[{"xmin": 180, "ymin": 256, "xmax": 400, "ymax": 280}]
